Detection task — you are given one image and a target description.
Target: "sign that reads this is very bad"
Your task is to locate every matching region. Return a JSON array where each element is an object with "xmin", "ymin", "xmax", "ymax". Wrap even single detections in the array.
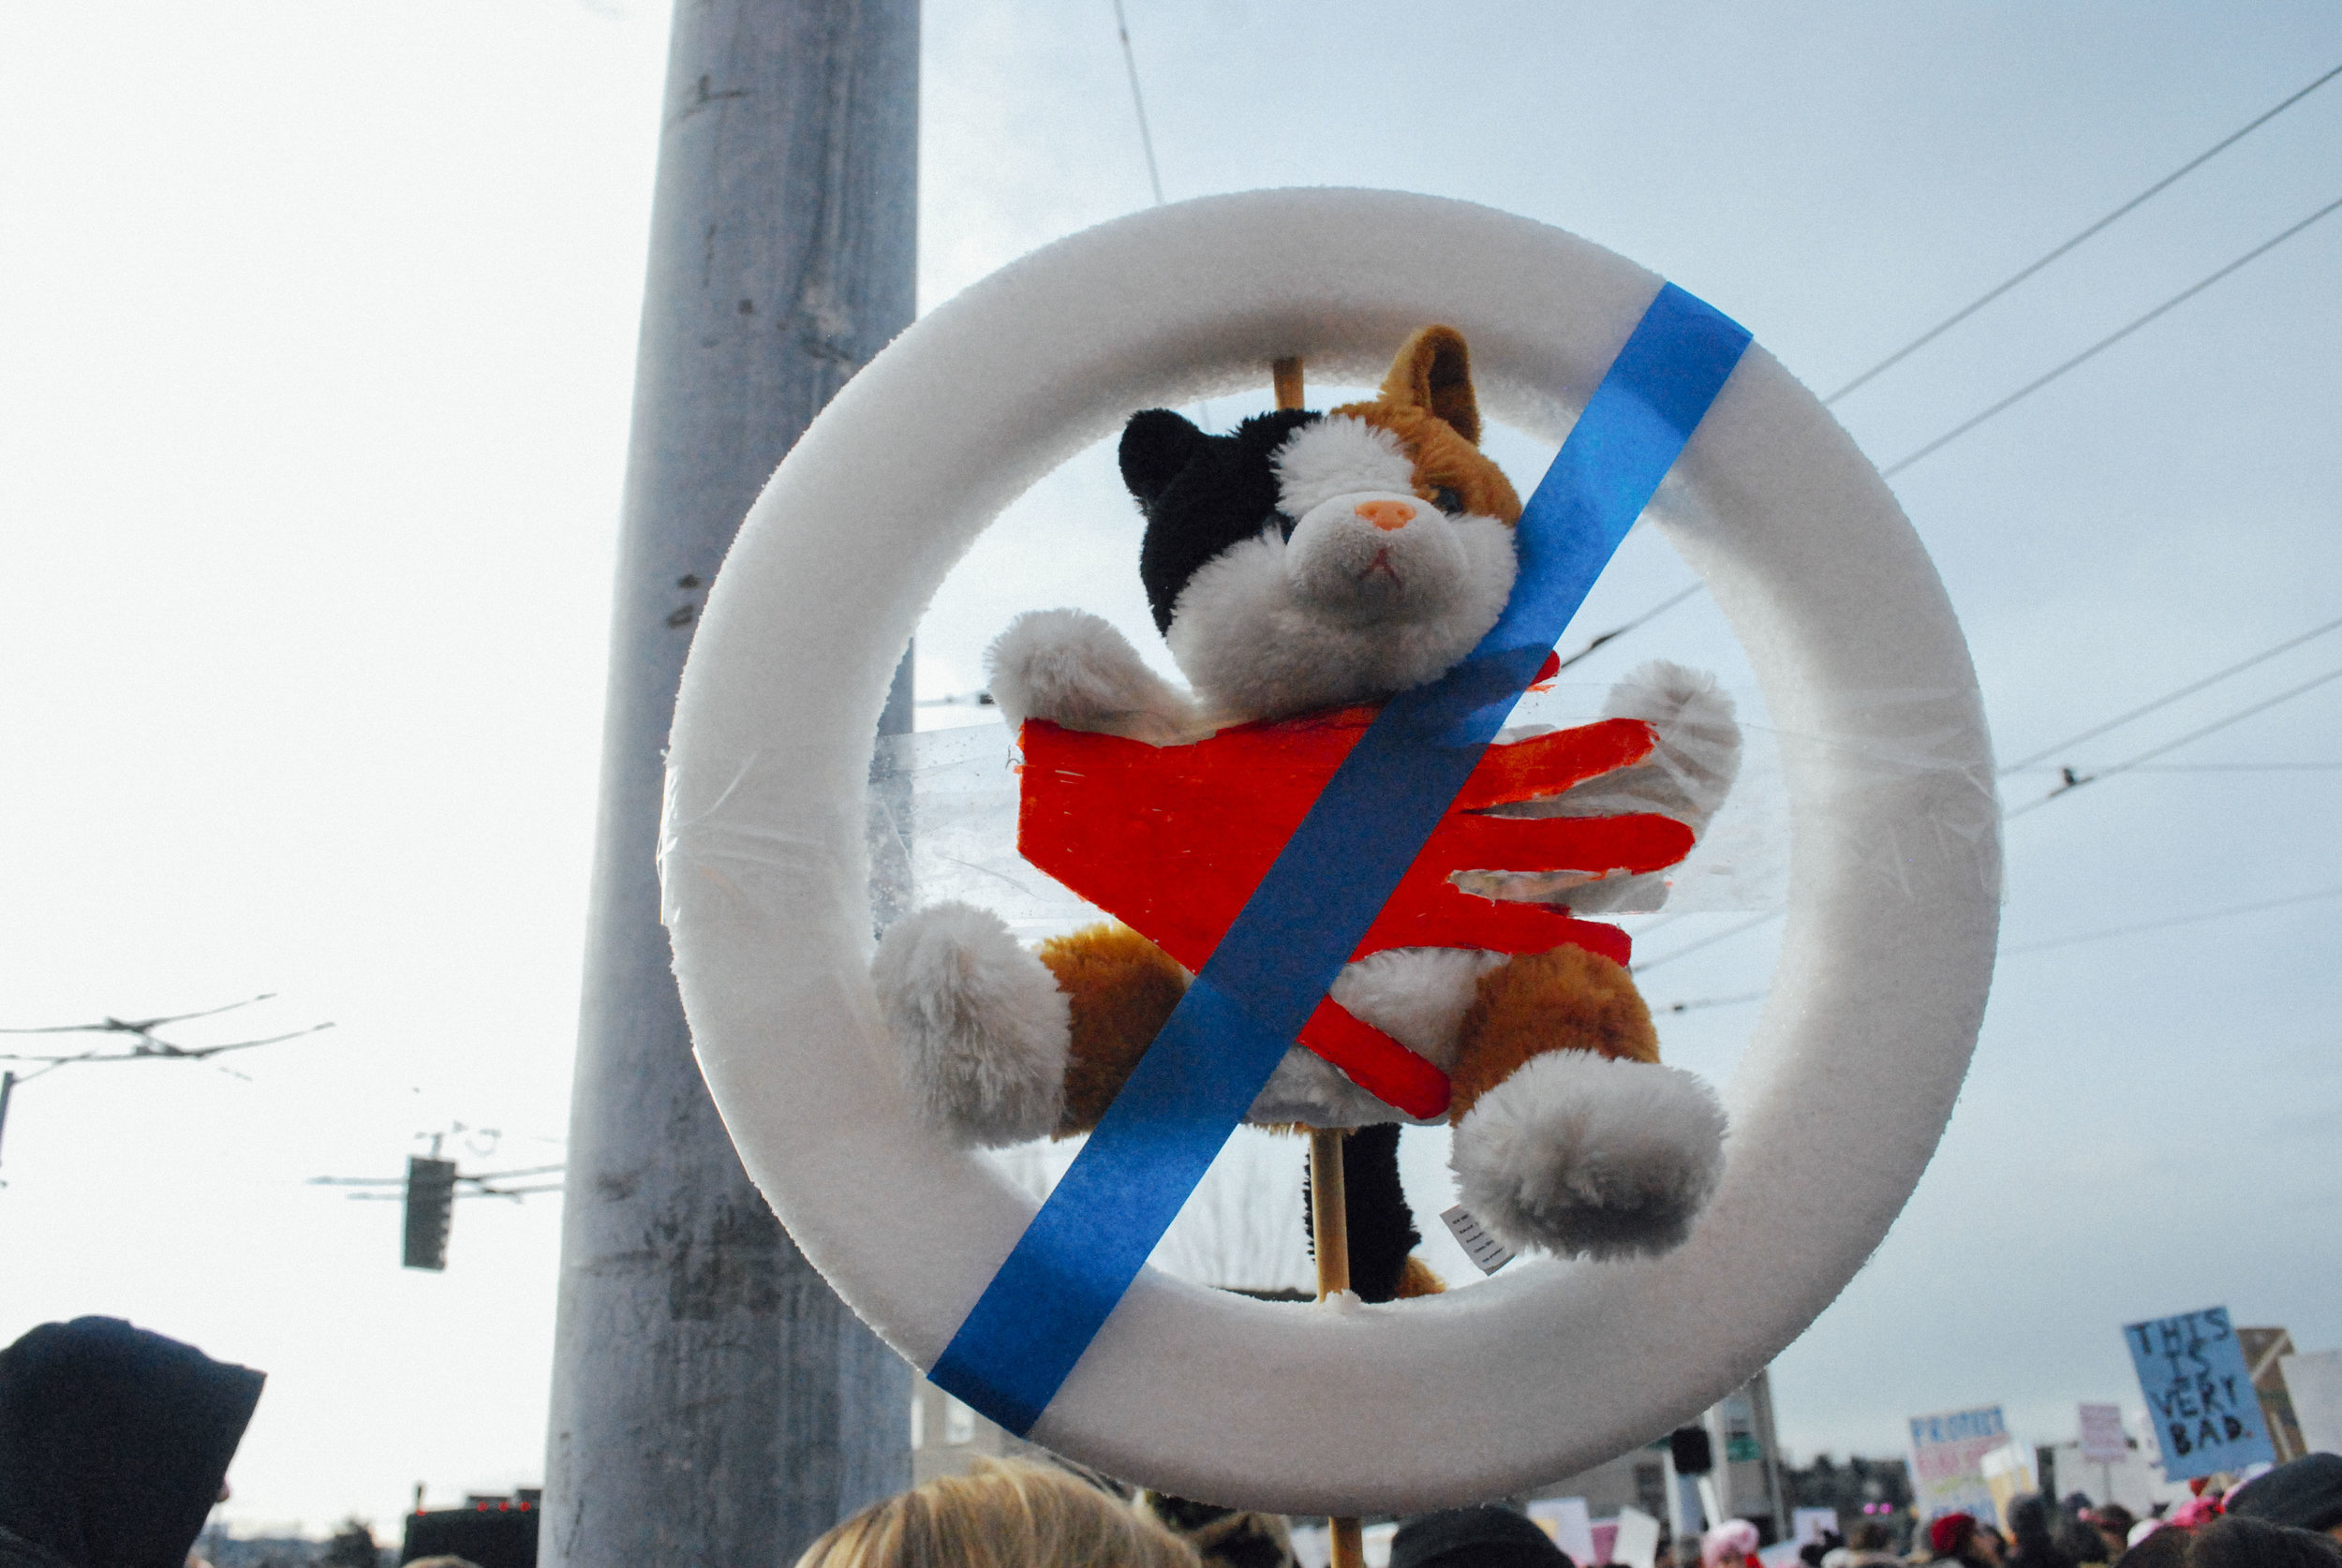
[{"xmin": 2123, "ymin": 1307, "xmax": 2276, "ymax": 1481}]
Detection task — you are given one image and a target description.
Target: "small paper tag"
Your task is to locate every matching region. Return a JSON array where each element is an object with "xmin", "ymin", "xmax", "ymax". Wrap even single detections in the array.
[{"xmin": 1441, "ymin": 1204, "xmax": 1518, "ymax": 1275}]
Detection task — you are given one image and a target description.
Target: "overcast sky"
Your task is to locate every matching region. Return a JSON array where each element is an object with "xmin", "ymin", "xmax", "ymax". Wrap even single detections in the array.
[{"xmin": 4, "ymin": 0, "xmax": 2340, "ymax": 1537}]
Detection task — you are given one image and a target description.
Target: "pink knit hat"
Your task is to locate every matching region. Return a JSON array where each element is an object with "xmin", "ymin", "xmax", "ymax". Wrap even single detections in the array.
[{"xmin": 1701, "ymin": 1519, "xmax": 1761, "ymax": 1566}]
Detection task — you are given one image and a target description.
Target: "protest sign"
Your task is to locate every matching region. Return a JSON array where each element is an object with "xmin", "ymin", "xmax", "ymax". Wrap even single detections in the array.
[
  {"xmin": 1610, "ymin": 1507, "xmax": 1662, "ymax": 1568},
  {"xmin": 2280, "ymin": 1350, "xmax": 2342, "ymax": 1458},
  {"xmin": 1982, "ymin": 1443, "xmax": 2037, "ymax": 1530},
  {"xmin": 2123, "ymin": 1307, "xmax": 2276, "ymax": 1481},
  {"xmin": 2237, "ymin": 1326, "xmax": 2306, "ymax": 1457},
  {"xmin": 1527, "ymin": 1499, "xmax": 1595, "ymax": 1565},
  {"xmin": 1907, "ymin": 1406, "xmax": 2008, "ymax": 1522},
  {"xmin": 2079, "ymin": 1402, "xmax": 2129, "ymax": 1464},
  {"xmin": 1792, "ymin": 1508, "xmax": 1841, "ymax": 1546}
]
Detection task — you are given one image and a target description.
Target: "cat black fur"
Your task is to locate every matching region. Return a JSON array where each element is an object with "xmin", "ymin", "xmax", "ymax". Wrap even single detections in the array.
[
  {"xmin": 1301, "ymin": 1123, "xmax": 1421, "ymax": 1305},
  {"xmin": 1120, "ymin": 407, "xmax": 1319, "ymax": 635}
]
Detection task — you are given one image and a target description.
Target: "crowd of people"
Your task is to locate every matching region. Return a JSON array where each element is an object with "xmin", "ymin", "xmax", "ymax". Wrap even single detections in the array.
[
  {"xmin": 1875, "ymin": 1460, "xmax": 2342, "ymax": 1568},
  {"xmin": 6, "ymin": 1315, "xmax": 2342, "ymax": 1568},
  {"xmin": 778, "ymin": 1455, "xmax": 2342, "ymax": 1568}
]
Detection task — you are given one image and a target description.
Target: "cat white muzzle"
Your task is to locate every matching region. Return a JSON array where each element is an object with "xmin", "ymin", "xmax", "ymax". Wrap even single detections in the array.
[{"xmin": 1285, "ymin": 492, "xmax": 1472, "ymax": 625}]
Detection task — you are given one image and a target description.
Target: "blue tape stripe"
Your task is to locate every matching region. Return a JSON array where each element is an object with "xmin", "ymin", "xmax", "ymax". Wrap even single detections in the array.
[{"xmin": 930, "ymin": 285, "xmax": 1752, "ymax": 1436}]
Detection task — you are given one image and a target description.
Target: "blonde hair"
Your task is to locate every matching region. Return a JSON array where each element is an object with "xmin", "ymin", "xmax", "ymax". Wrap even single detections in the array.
[{"xmin": 796, "ymin": 1457, "xmax": 1201, "ymax": 1568}]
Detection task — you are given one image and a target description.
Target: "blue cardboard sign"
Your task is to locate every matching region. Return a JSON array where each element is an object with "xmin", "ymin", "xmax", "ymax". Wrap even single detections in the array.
[{"xmin": 2123, "ymin": 1306, "xmax": 2275, "ymax": 1480}]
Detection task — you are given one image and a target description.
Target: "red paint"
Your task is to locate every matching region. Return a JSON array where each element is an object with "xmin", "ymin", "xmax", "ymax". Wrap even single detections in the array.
[
  {"xmin": 1302, "ymin": 994, "xmax": 1456, "ymax": 1118},
  {"xmin": 1016, "ymin": 707, "xmax": 1693, "ymax": 1118}
]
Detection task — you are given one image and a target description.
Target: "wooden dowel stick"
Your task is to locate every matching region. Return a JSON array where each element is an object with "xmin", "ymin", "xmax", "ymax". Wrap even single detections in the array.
[
  {"xmin": 1309, "ymin": 1127, "xmax": 1351, "ymax": 1301},
  {"xmin": 1273, "ymin": 355, "xmax": 1306, "ymax": 413},
  {"xmin": 1330, "ymin": 1516, "xmax": 1366, "ymax": 1568},
  {"xmin": 1282, "ymin": 350, "xmax": 1361, "ymax": 1568},
  {"xmin": 1312, "ymin": 1128, "xmax": 1362, "ymax": 1567}
]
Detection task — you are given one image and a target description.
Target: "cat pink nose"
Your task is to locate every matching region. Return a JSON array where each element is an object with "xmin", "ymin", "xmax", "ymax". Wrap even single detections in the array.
[{"xmin": 1355, "ymin": 499, "xmax": 1416, "ymax": 531}]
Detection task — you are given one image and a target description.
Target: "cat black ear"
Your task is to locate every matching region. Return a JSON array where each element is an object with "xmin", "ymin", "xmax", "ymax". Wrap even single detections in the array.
[{"xmin": 1119, "ymin": 408, "xmax": 1208, "ymax": 504}]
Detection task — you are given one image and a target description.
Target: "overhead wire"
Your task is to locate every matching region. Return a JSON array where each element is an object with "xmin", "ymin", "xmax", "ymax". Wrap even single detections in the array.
[
  {"xmin": 1551, "ymin": 583, "xmax": 1704, "ymax": 673},
  {"xmin": 1629, "ymin": 911, "xmax": 1782, "ymax": 975},
  {"xmin": 2000, "ymin": 884, "xmax": 2342, "ymax": 956},
  {"xmin": 2005, "ymin": 762, "xmax": 2342, "ymax": 773},
  {"xmin": 0, "ymin": 993, "xmax": 284, "ymax": 1037},
  {"xmin": 1110, "ymin": 1, "xmax": 1215, "ymax": 430},
  {"xmin": 1649, "ymin": 882, "xmax": 2342, "ymax": 1011},
  {"xmin": 1568, "ymin": 79, "xmax": 2342, "ymax": 670},
  {"xmin": 1824, "ymin": 62, "xmax": 2342, "ymax": 406},
  {"xmin": 1111, "ymin": 0, "xmax": 1167, "ymax": 208},
  {"xmin": 1561, "ymin": 190, "xmax": 2342, "ymax": 663},
  {"xmin": 1655, "ymin": 989, "xmax": 1767, "ymax": 1015},
  {"xmin": 1879, "ymin": 193, "xmax": 2342, "ymax": 479},
  {"xmin": 2006, "ymin": 661, "xmax": 2342, "ymax": 817},
  {"xmin": 1633, "ymin": 636, "xmax": 2342, "ymax": 974},
  {"xmin": 1999, "ymin": 612, "xmax": 2342, "ymax": 772}
]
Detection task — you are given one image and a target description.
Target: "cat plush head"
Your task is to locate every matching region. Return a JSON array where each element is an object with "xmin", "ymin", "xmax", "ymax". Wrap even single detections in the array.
[{"xmin": 1119, "ymin": 327, "xmax": 1523, "ymax": 721}]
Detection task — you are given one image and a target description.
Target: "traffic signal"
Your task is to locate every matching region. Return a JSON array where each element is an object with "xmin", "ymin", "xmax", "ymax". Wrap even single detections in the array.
[
  {"xmin": 403, "ymin": 1156, "xmax": 456, "ymax": 1270},
  {"xmin": 1669, "ymin": 1425, "xmax": 1713, "ymax": 1476}
]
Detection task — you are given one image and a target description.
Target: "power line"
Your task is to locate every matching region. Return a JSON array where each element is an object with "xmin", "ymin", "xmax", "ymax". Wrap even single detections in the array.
[
  {"xmin": 1632, "ymin": 678, "xmax": 2342, "ymax": 974},
  {"xmin": 1654, "ymin": 989, "xmax": 1766, "ymax": 1015},
  {"xmin": 1544, "ymin": 73, "xmax": 2342, "ymax": 665},
  {"xmin": 1108, "ymin": 3, "xmax": 1215, "ymax": 430},
  {"xmin": 0, "ymin": 995, "xmax": 333, "ymax": 1083},
  {"xmin": 1110, "ymin": 0, "xmax": 1166, "ymax": 208},
  {"xmin": 1648, "ymin": 883, "xmax": 2342, "ymax": 1009},
  {"xmin": 1538, "ymin": 205, "xmax": 2342, "ymax": 670},
  {"xmin": 1607, "ymin": 625, "xmax": 2342, "ymax": 971},
  {"xmin": 1630, "ymin": 910, "xmax": 1782, "ymax": 975},
  {"xmin": 1825, "ymin": 62, "xmax": 2342, "ymax": 405},
  {"xmin": 2006, "ymin": 762, "xmax": 2342, "ymax": 774},
  {"xmin": 2007, "ymin": 661, "xmax": 2342, "ymax": 818},
  {"xmin": 1552, "ymin": 583, "xmax": 1704, "ymax": 673},
  {"xmin": 1880, "ymin": 193, "xmax": 2342, "ymax": 480},
  {"xmin": 2001, "ymin": 884, "xmax": 2342, "ymax": 957},
  {"xmin": 1632, "ymin": 659, "xmax": 2342, "ymax": 965},
  {"xmin": 0, "ymin": 995, "xmax": 332, "ymax": 1168},
  {"xmin": 2000, "ymin": 613, "xmax": 2342, "ymax": 772},
  {"xmin": 310, "ymin": 1163, "xmax": 567, "ymax": 1202},
  {"xmin": 1622, "ymin": 614, "xmax": 2341, "ymax": 979},
  {"xmin": 0, "ymin": 993, "xmax": 286, "ymax": 1038}
]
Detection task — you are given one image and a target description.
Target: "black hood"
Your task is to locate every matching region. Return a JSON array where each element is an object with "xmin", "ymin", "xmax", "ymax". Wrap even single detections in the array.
[
  {"xmin": 0, "ymin": 1317, "xmax": 264, "ymax": 1568},
  {"xmin": 1390, "ymin": 1505, "xmax": 1574, "ymax": 1568}
]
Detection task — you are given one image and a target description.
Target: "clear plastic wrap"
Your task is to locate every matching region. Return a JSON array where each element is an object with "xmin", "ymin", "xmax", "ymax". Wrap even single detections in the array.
[{"xmin": 864, "ymin": 682, "xmax": 1996, "ymax": 948}]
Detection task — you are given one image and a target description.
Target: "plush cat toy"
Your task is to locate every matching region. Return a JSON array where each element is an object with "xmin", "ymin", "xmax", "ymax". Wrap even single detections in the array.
[{"xmin": 872, "ymin": 327, "xmax": 1739, "ymax": 1262}]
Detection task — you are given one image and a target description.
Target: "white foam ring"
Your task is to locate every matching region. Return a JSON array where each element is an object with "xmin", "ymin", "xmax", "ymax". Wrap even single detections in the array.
[{"xmin": 660, "ymin": 189, "xmax": 2001, "ymax": 1515}]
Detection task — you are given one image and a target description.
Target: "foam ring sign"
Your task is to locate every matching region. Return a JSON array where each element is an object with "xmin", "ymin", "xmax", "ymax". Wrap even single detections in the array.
[{"xmin": 661, "ymin": 188, "xmax": 2002, "ymax": 1516}]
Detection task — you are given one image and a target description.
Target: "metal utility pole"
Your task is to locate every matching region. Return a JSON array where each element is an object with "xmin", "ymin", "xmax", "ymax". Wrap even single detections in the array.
[{"xmin": 545, "ymin": 3, "xmax": 917, "ymax": 1564}]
